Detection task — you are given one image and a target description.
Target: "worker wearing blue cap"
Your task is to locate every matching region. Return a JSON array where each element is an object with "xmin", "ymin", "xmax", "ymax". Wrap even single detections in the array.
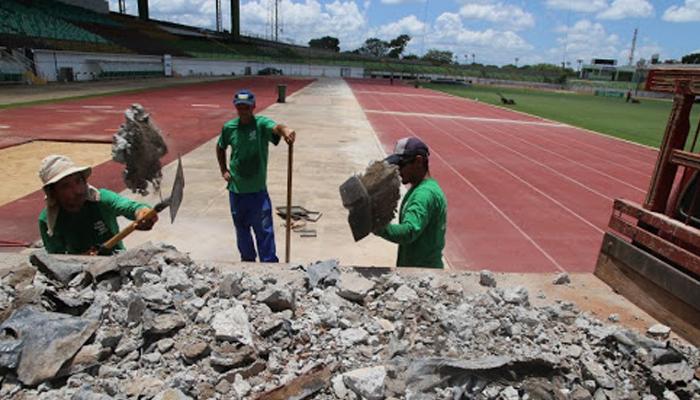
[{"xmin": 216, "ymin": 89, "xmax": 296, "ymax": 262}]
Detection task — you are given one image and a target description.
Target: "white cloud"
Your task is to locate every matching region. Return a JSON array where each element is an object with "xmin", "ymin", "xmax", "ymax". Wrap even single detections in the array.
[
  {"xmin": 458, "ymin": 2, "xmax": 535, "ymax": 30},
  {"xmin": 412, "ymin": 12, "xmax": 532, "ymax": 64},
  {"xmin": 240, "ymin": 0, "xmax": 368, "ymax": 48},
  {"xmin": 552, "ymin": 19, "xmax": 620, "ymax": 64},
  {"xmin": 544, "ymin": 0, "xmax": 608, "ymax": 13},
  {"xmin": 597, "ymin": 0, "xmax": 654, "ymax": 19},
  {"xmin": 380, "ymin": 0, "xmax": 425, "ymax": 4},
  {"xmin": 663, "ymin": 0, "xmax": 700, "ymax": 22},
  {"xmin": 375, "ymin": 15, "xmax": 426, "ymax": 38}
]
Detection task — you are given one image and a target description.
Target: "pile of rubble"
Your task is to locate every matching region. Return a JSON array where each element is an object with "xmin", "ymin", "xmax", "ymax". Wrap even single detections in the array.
[{"xmin": 0, "ymin": 243, "xmax": 698, "ymax": 399}]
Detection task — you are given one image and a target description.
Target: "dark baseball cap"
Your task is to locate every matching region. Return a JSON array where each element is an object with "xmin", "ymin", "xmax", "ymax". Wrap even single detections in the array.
[
  {"xmin": 233, "ymin": 89, "xmax": 256, "ymax": 106},
  {"xmin": 385, "ymin": 137, "xmax": 429, "ymax": 165}
]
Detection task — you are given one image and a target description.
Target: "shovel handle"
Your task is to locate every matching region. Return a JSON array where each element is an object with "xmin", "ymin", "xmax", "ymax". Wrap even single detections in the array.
[
  {"xmin": 102, "ymin": 208, "xmax": 158, "ymax": 251},
  {"xmin": 285, "ymin": 142, "xmax": 293, "ymax": 263}
]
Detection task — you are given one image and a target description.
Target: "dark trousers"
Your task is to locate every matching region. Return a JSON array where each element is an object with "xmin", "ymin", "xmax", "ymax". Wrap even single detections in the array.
[{"xmin": 228, "ymin": 190, "xmax": 278, "ymax": 262}]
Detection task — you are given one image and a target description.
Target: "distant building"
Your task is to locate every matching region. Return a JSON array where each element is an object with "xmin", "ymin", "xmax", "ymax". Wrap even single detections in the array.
[{"xmin": 581, "ymin": 58, "xmax": 637, "ymax": 82}]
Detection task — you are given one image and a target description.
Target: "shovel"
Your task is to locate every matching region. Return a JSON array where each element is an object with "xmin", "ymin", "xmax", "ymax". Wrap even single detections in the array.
[{"xmin": 101, "ymin": 156, "xmax": 185, "ymax": 252}]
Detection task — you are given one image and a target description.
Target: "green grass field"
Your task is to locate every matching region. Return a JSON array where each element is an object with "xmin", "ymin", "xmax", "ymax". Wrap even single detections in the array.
[{"xmin": 425, "ymin": 83, "xmax": 700, "ymax": 149}]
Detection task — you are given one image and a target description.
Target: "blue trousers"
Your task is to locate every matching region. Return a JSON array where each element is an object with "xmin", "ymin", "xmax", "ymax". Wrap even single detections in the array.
[{"xmin": 228, "ymin": 190, "xmax": 278, "ymax": 262}]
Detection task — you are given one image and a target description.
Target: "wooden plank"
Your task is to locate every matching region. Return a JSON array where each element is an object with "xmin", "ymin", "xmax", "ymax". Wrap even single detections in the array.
[
  {"xmin": 671, "ymin": 149, "xmax": 700, "ymax": 171},
  {"xmin": 613, "ymin": 199, "xmax": 700, "ymax": 249},
  {"xmin": 595, "ymin": 233, "xmax": 700, "ymax": 346},
  {"xmin": 609, "ymin": 215, "xmax": 700, "ymax": 277},
  {"xmin": 644, "ymin": 81, "xmax": 695, "ymax": 212},
  {"xmin": 645, "ymin": 69, "xmax": 700, "ymax": 93},
  {"xmin": 255, "ymin": 364, "xmax": 333, "ymax": 400}
]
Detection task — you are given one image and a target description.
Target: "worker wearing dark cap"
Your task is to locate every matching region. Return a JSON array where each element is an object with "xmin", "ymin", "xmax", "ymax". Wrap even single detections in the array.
[
  {"xmin": 375, "ymin": 137, "xmax": 447, "ymax": 268},
  {"xmin": 216, "ymin": 89, "xmax": 296, "ymax": 262}
]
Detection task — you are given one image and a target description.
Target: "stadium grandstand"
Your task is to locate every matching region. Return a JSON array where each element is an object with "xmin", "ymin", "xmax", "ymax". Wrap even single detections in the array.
[{"xmin": 0, "ymin": 0, "xmax": 476, "ymax": 85}]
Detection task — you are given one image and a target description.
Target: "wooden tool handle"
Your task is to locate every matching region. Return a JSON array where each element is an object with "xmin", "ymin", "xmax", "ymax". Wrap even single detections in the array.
[
  {"xmin": 285, "ymin": 142, "xmax": 293, "ymax": 263},
  {"xmin": 102, "ymin": 208, "xmax": 158, "ymax": 251}
]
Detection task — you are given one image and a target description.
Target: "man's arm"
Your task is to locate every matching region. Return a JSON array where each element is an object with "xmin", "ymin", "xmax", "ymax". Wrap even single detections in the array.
[
  {"xmin": 100, "ymin": 189, "xmax": 157, "ymax": 230},
  {"xmin": 272, "ymin": 124, "xmax": 296, "ymax": 145},
  {"xmin": 375, "ymin": 195, "xmax": 431, "ymax": 245},
  {"xmin": 216, "ymin": 144, "xmax": 231, "ymax": 182}
]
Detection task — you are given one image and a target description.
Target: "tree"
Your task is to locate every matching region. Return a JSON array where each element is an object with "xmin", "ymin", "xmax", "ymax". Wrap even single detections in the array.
[
  {"xmin": 354, "ymin": 38, "xmax": 389, "ymax": 57},
  {"xmin": 681, "ymin": 52, "xmax": 700, "ymax": 64},
  {"xmin": 402, "ymin": 54, "xmax": 419, "ymax": 60},
  {"xmin": 308, "ymin": 36, "xmax": 340, "ymax": 52},
  {"xmin": 422, "ymin": 49, "xmax": 453, "ymax": 65},
  {"xmin": 387, "ymin": 34, "xmax": 411, "ymax": 58}
]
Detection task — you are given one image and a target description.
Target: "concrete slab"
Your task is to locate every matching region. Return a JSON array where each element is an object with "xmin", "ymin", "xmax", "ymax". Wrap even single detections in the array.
[{"xmin": 121, "ymin": 78, "xmax": 397, "ymax": 266}]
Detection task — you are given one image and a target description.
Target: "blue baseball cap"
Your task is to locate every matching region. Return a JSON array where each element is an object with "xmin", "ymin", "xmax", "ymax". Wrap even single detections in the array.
[
  {"xmin": 385, "ymin": 137, "xmax": 429, "ymax": 165},
  {"xmin": 233, "ymin": 89, "xmax": 256, "ymax": 106}
]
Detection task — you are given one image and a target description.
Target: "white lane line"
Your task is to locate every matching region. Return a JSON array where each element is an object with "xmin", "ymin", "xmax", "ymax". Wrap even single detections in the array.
[
  {"xmin": 461, "ymin": 119, "xmax": 648, "ymax": 193},
  {"xmin": 424, "ymin": 116, "xmax": 605, "ymax": 235},
  {"xmin": 355, "ymin": 90, "xmax": 451, "ymax": 99},
  {"xmin": 81, "ymin": 105, "xmax": 114, "ymax": 109},
  {"xmin": 0, "ymin": 125, "xmax": 10, "ymax": 129},
  {"xmin": 191, "ymin": 104, "xmax": 221, "ymax": 108},
  {"xmin": 365, "ymin": 109, "xmax": 562, "ymax": 127},
  {"xmin": 389, "ymin": 114, "xmax": 568, "ymax": 273}
]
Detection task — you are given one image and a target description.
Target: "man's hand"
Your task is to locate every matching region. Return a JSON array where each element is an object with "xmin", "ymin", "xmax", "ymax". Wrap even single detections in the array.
[
  {"xmin": 282, "ymin": 127, "xmax": 296, "ymax": 145},
  {"xmin": 222, "ymin": 170, "xmax": 231, "ymax": 182},
  {"xmin": 135, "ymin": 207, "xmax": 158, "ymax": 230}
]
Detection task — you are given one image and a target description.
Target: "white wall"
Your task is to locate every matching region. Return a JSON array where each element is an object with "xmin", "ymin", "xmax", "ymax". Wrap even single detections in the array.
[
  {"xmin": 32, "ymin": 50, "xmax": 365, "ymax": 82},
  {"xmin": 34, "ymin": 50, "xmax": 162, "ymax": 82}
]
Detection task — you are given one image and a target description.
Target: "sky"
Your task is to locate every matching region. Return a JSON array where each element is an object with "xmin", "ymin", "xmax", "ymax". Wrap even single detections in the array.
[{"xmin": 108, "ymin": 0, "xmax": 700, "ymax": 66}]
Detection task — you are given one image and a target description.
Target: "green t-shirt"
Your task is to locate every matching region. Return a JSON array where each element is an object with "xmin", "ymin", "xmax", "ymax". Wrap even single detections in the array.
[
  {"xmin": 217, "ymin": 115, "xmax": 280, "ymax": 193},
  {"xmin": 39, "ymin": 189, "xmax": 149, "ymax": 255},
  {"xmin": 376, "ymin": 178, "xmax": 447, "ymax": 268}
]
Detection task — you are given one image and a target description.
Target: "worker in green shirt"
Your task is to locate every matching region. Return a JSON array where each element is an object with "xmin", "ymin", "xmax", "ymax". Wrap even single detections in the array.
[
  {"xmin": 375, "ymin": 137, "xmax": 447, "ymax": 268},
  {"xmin": 38, "ymin": 155, "xmax": 158, "ymax": 255},
  {"xmin": 216, "ymin": 89, "xmax": 296, "ymax": 262}
]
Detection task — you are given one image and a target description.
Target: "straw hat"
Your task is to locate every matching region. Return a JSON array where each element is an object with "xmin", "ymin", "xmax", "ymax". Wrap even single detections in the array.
[{"xmin": 39, "ymin": 155, "xmax": 91, "ymax": 187}]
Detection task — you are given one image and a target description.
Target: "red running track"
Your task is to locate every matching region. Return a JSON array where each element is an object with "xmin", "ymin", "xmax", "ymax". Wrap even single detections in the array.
[
  {"xmin": 347, "ymin": 78, "xmax": 659, "ymax": 272},
  {"xmin": 0, "ymin": 77, "xmax": 312, "ymax": 247}
]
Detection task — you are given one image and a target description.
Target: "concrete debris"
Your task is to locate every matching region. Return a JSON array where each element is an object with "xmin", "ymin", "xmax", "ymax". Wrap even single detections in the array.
[
  {"xmin": 648, "ymin": 323, "xmax": 672, "ymax": 339},
  {"xmin": 0, "ymin": 244, "xmax": 698, "ymax": 399},
  {"xmin": 340, "ymin": 161, "xmax": 400, "ymax": 241},
  {"xmin": 479, "ymin": 269, "xmax": 497, "ymax": 287},
  {"xmin": 552, "ymin": 272, "xmax": 571, "ymax": 285},
  {"xmin": 112, "ymin": 103, "xmax": 168, "ymax": 195},
  {"xmin": 306, "ymin": 259, "xmax": 341, "ymax": 288},
  {"xmin": 343, "ymin": 366, "xmax": 386, "ymax": 400}
]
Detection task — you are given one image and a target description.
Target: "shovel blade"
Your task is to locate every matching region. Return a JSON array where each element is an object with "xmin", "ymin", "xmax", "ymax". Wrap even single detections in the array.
[{"xmin": 169, "ymin": 156, "xmax": 185, "ymax": 223}]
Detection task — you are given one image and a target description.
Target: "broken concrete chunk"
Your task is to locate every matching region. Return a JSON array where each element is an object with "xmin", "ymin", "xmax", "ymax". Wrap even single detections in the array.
[
  {"xmin": 337, "ymin": 272, "xmax": 375, "ymax": 303},
  {"xmin": 502, "ymin": 286, "xmax": 529, "ymax": 306},
  {"xmin": 29, "ymin": 251, "xmax": 84, "ymax": 284},
  {"xmin": 152, "ymin": 388, "xmax": 192, "ymax": 400},
  {"xmin": 647, "ymin": 323, "xmax": 671, "ymax": 339},
  {"xmin": 581, "ymin": 358, "xmax": 615, "ymax": 389},
  {"xmin": 343, "ymin": 366, "xmax": 386, "ymax": 400},
  {"xmin": 219, "ymin": 273, "xmax": 244, "ymax": 299},
  {"xmin": 479, "ymin": 270, "xmax": 497, "ymax": 287},
  {"xmin": 180, "ymin": 340, "xmax": 210, "ymax": 364},
  {"xmin": 392, "ymin": 285, "xmax": 418, "ymax": 302},
  {"xmin": 0, "ymin": 304, "xmax": 101, "ymax": 386},
  {"xmin": 211, "ymin": 304, "xmax": 253, "ymax": 345},
  {"xmin": 258, "ymin": 287, "xmax": 295, "ymax": 312},
  {"xmin": 306, "ymin": 259, "xmax": 341, "ymax": 288},
  {"xmin": 552, "ymin": 272, "xmax": 571, "ymax": 285},
  {"xmin": 144, "ymin": 312, "xmax": 186, "ymax": 336}
]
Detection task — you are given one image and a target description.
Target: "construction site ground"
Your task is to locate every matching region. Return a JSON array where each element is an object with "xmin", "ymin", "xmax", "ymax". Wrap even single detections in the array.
[{"xmin": 0, "ymin": 76, "xmax": 682, "ymax": 342}]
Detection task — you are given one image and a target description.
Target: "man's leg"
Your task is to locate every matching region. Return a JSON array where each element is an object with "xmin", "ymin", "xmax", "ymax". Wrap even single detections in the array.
[
  {"xmin": 229, "ymin": 191, "xmax": 257, "ymax": 261},
  {"xmin": 251, "ymin": 191, "xmax": 278, "ymax": 262}
]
